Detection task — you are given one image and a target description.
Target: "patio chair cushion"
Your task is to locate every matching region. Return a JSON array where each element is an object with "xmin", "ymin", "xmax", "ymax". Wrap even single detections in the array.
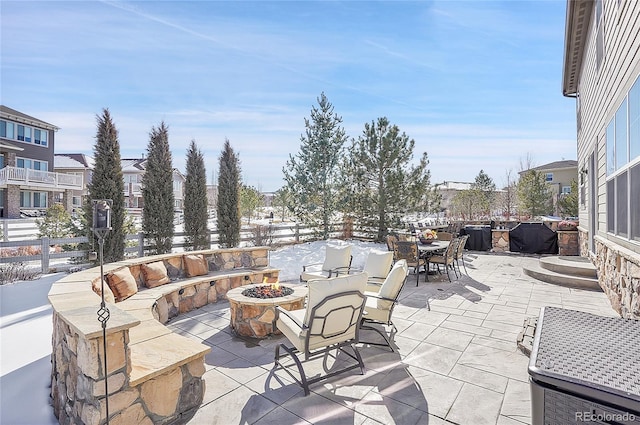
[
  {"xmin": 322, "ymin": 245, "xmax": 351, "ymax": 271},
  {"xmin": 183, "ymin": 254, "xmax": 209, "ymax": 277},
  {"xmin": 295, "ymin": 272, "xmax": 367, "ymax": 350},
  {"xmin": 106, "ymin": 267, "xmax": 139, "ymax": 302},
  {"xmin": 141, "ymin": 261, "xmax": 171, "ymax": 288},
  {"xmin": 378, "ymin": 260, "xmax": 408, "ymax": 306},
  {"xmin": 92, "ymin": 277, "xmax": 115, "ymax": 303},
  {"xmin": 363, "ymin": 251, "xmax": 393, "ymax": 281}
]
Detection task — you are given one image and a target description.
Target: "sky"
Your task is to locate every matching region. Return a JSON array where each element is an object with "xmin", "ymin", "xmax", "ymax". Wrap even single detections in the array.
[{"xmin": 1, "ymin": 0, "xmax": 577, "ymax": 192}]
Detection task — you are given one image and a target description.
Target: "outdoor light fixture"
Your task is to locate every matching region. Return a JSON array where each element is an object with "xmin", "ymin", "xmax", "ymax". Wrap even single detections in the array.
[{"xmin": 92, "ymin": 199, "xmax": 112, "ymax": 425}]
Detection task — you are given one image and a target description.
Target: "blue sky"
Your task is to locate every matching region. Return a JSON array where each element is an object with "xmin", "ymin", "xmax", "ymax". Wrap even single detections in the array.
[{"xmin": 1, "ymin": 0, "xmax": 576, "ymax": 192}]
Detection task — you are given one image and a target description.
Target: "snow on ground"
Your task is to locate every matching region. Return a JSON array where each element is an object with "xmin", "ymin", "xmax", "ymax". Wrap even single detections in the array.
[{"xmin": 0, "ymin": 240, "xmax": 386, "ymax": 424}]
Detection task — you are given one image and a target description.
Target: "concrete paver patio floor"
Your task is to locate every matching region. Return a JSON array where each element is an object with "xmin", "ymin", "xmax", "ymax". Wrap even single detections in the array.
[{"xmin": 170, "ymin": 252, "xmax": 616, "ymax": 425}]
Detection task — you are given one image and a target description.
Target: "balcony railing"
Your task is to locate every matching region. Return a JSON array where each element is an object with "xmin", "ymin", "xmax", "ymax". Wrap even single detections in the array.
[{"xmin": 0, "ymin": 166, "xmax": 83, "ymax": 190}]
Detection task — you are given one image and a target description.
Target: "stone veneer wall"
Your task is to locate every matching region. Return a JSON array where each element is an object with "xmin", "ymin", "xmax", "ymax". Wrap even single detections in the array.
[
  {"xmin": 491, "ymin": 230, "xmax": 509, "ymax": 253},
  {"xmin": 50, "ymin": 247, "xmax": 277, "ymax": 425},
  {"xmin": 557, "ymin": 231, "xmax": 579, "ymax": 256},
  {"xmin": 592, "ymin": 235, "xmax": 640, "ymax": 319}
]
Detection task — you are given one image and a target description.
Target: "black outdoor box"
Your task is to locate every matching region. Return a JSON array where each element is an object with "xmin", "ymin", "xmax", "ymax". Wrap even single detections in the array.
[{"xmin": 528, "ymin": 307, "xmax": 640, "ymax": 425}]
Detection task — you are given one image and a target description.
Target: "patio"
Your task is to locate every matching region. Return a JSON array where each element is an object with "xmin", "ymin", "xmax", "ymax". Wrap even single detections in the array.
[{"xmin": 165, "ymin": 249, "xmax": 616, "ymax": 424}]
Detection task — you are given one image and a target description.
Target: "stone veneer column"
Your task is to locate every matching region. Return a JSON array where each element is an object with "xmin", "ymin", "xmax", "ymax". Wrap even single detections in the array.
[
  {"xmin": 6, "ymin": 185, "xmax": 20, "ymax": 218},
  {"xmin": 557, "ymin": 231, "xmax": 579, "ymax": 256},
  {"xmin": 491, "ymin": 229, "xmax": 510, "ymax": 253},
  {"xmin": 62, "ymin": 189, "xmax": 74, "ymax": 213}
]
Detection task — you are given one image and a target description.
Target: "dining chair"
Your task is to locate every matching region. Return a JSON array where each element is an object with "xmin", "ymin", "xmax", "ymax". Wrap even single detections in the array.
[
  {"xmin": 393, "ymin": 241, "xmax": 427, "ymax": 285},
  {"xmin": 454, "ymin": 234, "xmax": 470, "ymax": 275},
  {"xmin": 385, "ymin": 234, "xmax": 398, "ymax": 252},
  {"xmin": 429, "ymin": 238, "xmax": 460, "ymax": 282},
  {"xmin": 436, "ymin": 231, "xmax": 453, "ymax": 241}
]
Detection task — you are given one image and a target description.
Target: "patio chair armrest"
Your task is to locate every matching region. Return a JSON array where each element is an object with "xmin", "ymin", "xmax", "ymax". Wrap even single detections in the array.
[
  {"xmin": 329, "ymin": 266, "xmax": 352, "ymax": 277},
  {"xmin": 276, "ymin": 306, "xmax": 306, "ymax": 330},
  {"xmin": 302, "ymin": 263, "xmax": 323, "ymax": 272},
  {"xmin": 364, "ymin": 293, "xmax": 397, "ymax": 304}
]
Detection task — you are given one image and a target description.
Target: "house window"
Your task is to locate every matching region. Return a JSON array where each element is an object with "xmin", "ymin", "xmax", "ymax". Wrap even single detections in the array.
[
  {"xmin": 545, "ymin": 173, "xmax": 553, "ymax": 182},
  {"xmin": 17, "ymin": 125, "xmax": 32, "ymax": 143},
  {"xmin": 20, "ymin": 191, "xmax": 48, "ymax": 208},
  {"xmin": 34, "ymin": 129, "xmax": 48, "ymax": 146},
  {"xmin": 0, "ymin": 120, "xmax": 15, "ymax": 139},
  {"xmin": 561, "ymin": 186, "xmax": 572, "ymax": 194},
  {"xmin": 72, "ymin": 196, "xmax": 81, "ymax": 206},
  {"xmin": 17, "ymin": 158, "xmax": 48, "ymax": 171},
  {"xmin": 606, "ymin": 75, "xmax": 640, "ymax": 242}
]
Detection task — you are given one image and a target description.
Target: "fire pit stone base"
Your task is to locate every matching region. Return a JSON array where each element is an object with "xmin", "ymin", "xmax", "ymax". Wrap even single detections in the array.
[{"xmin": 227, "ymin": 283, "xmax": 307, "ymax": 338}]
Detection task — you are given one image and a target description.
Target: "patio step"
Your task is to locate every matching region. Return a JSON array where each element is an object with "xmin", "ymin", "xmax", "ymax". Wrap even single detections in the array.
[
  {"xmin": 523, "ymin": 256, "xmax": 600, "ymax": 290},
  {"xmin": 539, "ymin": 256, "xmax": 597, "ymax": 278}
]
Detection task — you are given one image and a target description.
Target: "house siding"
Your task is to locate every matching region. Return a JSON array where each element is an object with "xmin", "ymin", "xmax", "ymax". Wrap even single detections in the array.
[{"xmin": 570, "ymin": 0, "xmax": 640, "ymax": 318}]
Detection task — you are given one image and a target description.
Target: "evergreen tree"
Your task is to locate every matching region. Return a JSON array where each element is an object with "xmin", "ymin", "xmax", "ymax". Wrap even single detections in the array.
[
  {"xmin": 142, "ymin": 121, "xmax": 175, "ymax": 254},
  {"xmin": 84, "ymin": 108, "xmax": 126, "ymax": 263},
  {"xmin": 272, "ymin": 187, "xmax": 292, "ymax": 221},
  {"xmin": 217, "ymin": 139, "xmax": 241, "ymax": 248},
  {"xmin": 558, "ymin": 179, "xmax": 579, "ymax": 218},
  {"xmin": 470, "ymin": 169, "xmax": 496, "ymax": 219},
  {"xmin": 517, "ymin": 170, "xmax": 552, "ymax": 218},
  {"xmin": 240, "ymin": 185, "xmax": 263, "ymax": 224},
  {"xmin": 184, "ymin": 140, "xmax": 210, "ymax": 250},
  {"xmin": 342, "ymin": 117, "xmax": 432, "ymax": 242},
  {"xmin": 283, "ymin": 92, "xmax": 347, "ymax": 239},
  {"xmin": 37, "ymin": 204, "xmax": 73, "ymax": 239}
]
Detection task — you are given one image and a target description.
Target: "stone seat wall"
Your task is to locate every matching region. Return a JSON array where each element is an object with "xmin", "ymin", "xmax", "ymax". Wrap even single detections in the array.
[{"xmin": 48, "ymin": 247, "xmax": 279, "ymax": 425}]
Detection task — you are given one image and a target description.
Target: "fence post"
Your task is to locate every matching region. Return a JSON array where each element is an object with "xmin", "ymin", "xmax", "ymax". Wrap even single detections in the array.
[
  {"xmin": 295, "ymin": 223, "xmax": 299, "ymax": 243},
  {"xmin": 41, "ymin": 236, "xmax": 50, "ymax": 273},
  {"xmin": 2, "ymin": 220, "xmax": 7, "ymax": 242},
  {"xmin": 138, "ymin": 232, "xmax": 144, "ymax": 258}
]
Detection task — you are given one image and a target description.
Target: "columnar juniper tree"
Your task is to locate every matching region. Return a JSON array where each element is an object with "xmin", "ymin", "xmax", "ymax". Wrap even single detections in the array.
[
  {"xmin": 342, "ymin": 117, "xmax": 431, "ymax": 242},
  {"xmin": 283, "ymin": 92, "xmax": 347, "ymax": 240},
  {"xmin": 142, "ymin": 121, "xmax": 175, "ymax": 254},
  {"xmin": 217, "ymin": 139, "xmax": 241, "ymax": 248},
  {"xmin": 84, "ymin": 108, "xmax": 126, "ymax": 263},
  {"xmin": 184, "ymin": 140, "xmax": 210, "ymax": 250}
]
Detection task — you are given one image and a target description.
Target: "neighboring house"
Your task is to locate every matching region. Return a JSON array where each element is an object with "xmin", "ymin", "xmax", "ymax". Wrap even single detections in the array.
[
  {"xmin": 563, "ymin": 0, "xmax": 639, "ymax": 318},
  {"xmin": 53, "ymin": 153, "xmax": 93, "ymax": 215},
  {"xmin": 121, "ymin": 157, "xmax": 185, "ymax": 217},
  {"xmin": 519, "ymin": 160, "xmax": 578, "ymax": 216},
  {"xmin": 434, "ymin": 181, "xmax": 472, "ymax": 218},
  {"xmin": 0, "ymin": 106, "xmax": 82, "ymax": 218}
]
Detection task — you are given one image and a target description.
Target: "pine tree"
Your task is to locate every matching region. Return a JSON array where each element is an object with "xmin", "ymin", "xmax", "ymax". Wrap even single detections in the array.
[
  {"xmin": 470, "ymin": 169, "xmax": 496, "ymax": 219},
  {"xmin": 240, "ymin": 184, "xmax": 263, "ymax": 225},
  {"xmin": 517, "ymin": 170, "xmax": 552, "ymax": 218},
  {"xmin": 84, "ymin": 108, "xmax": 126, "ymax": 263},
  {"xmin": 142, "ymin": 121, "xmax": 175, "ymax": 254},
  {"xmin": 184, "ymin": 140, "xmax": 210, "ymax": 250},
  {"xmin": 342, "ymin": 117, "xmax": 432, "ymax": 242},
  {"xmin": 283, "ymin": 92, "xmax": 347, "ymax": 239},
  {"xmin": 217, "ymin": 139, "xmax": 241, "ymax": 248}
]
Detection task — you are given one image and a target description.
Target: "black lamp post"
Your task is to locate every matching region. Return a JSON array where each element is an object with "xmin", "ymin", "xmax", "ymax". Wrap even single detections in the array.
[{"xmin": 92, "ymin": 199, "xmax": 112, "ymax": 424}]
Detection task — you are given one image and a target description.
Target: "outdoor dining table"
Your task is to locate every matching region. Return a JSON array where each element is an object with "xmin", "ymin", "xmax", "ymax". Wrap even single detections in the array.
[{"xmin": 418, "ymin": 240, "xmax": 449, "ymax": 280}]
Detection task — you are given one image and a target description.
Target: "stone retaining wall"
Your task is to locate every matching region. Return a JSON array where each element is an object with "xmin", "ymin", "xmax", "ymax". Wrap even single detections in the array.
[
  {"xmin": 557, "ymin": 230, "xmax": 579, "ymax": 256},
  {"xmin": 49, "ymin": 247, "xmax": 278, "ymax": 425}
]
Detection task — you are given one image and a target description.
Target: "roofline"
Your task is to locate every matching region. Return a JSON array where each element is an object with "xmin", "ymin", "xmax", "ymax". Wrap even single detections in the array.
[
  {"xmin": 0, "ymin": 107, "xmax": 60, "ymax": 131},
  {"xmin": 562, "ymin": 0, "xmax": 594, "ymax": 97}
]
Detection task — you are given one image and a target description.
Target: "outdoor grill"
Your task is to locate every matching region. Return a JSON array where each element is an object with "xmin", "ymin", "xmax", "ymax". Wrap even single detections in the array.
[{"xmin": 528, "ymin": 307, "xmax": 640, "ymax": 425}]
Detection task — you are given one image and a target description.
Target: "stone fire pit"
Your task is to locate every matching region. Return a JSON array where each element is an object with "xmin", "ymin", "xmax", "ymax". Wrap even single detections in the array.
[{"xmin": 227, "ymin": 283, "xmax": 307, "ymax": 338}]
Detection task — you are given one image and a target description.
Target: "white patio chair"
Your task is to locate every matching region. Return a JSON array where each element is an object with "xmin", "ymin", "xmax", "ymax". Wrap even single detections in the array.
[
  {"xmin": 363, "ymin": 250, "xmax": 394, "ymax": 292},
  {"xmin": 274, "ymin": 272, "xmax": 368, "ymax": 396},
  {"xmin": 300, "ymin": 244, "xmax": 352, "ymax": 282},
  {"xmin": 360, "ymin": 260, "xmax": 409, "ymax": 351}
]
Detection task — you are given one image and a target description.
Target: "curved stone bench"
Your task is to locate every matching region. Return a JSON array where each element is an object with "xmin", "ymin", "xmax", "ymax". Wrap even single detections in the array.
[{"xmin": 48, "ymin": 247, "xmax": 279, "ymax": 425}]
